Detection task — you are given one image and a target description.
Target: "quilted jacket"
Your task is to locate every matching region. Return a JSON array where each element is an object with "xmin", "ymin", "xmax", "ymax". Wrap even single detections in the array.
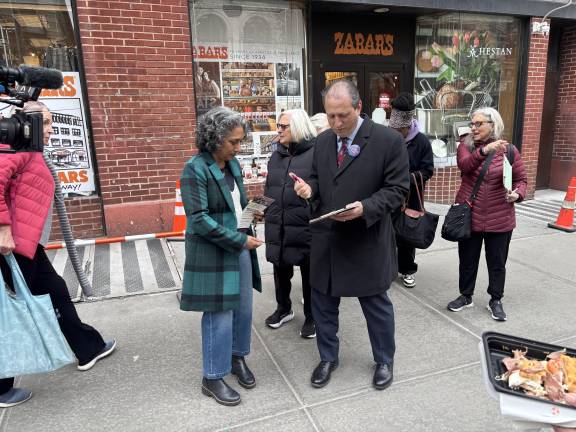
[
  {"xmin": 0, "ymin": 145, "xmax": 55, "ymax": 259},
  {"xmin": 454, "ymin": 139, "xmax": 528, "ymax": 233}
]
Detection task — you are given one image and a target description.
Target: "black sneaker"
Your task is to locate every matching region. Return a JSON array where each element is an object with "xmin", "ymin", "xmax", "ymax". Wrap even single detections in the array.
[
  {"xmin": 265, "ymin": 309, "xmax": 294, "ymax": 329},
  {"xmin": 300, "ymin": 318, "xmax": 316, "ymax": 339},
  {"xmin": 487, "ymin": 299, "xmax": 507, "ymax": 321},
  {"xmin": 447, "ymin": 295, "xmax": 473, "ymax": 312}
]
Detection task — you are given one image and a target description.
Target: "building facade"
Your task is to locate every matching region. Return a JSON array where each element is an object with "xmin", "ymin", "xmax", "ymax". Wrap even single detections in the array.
[{"xmin": 1, "ymin": 0, "xmax": 575, "ymax": 239}]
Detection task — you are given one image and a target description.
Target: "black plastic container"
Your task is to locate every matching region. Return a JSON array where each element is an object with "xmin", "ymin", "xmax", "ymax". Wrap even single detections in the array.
[{"xmin": 483, "ymin": 331, "xmax": 576, "ymax": 410}]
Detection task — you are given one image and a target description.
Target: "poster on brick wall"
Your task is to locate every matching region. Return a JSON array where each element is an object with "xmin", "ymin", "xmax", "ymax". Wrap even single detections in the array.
[{"xmin": 39, "ymin": 72, "xmax": 96, "ymax": 195}]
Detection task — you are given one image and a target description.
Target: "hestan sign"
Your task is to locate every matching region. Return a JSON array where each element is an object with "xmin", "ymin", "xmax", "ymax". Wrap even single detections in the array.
[
  {"xmin": 467, "ymin": 47, "xmax": 513, "ymax": 58},
  {"xmin": 333, "ymin": 32, "xmax": 394, "ymax": 56}
]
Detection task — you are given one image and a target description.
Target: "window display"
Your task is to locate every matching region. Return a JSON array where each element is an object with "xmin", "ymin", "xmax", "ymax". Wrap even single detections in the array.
[
  {"xmin": 414, "ymin": 14, "xmax": 522, "ymax": 166},
  {"xmin": 189, "ymin": 0, "xmax": 307, "ymax": 182}
]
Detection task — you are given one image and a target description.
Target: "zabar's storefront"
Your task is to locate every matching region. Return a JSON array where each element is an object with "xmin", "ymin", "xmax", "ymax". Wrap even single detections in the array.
[{"xmin": 2, "ymin": 0, "xmax": 576, "ymax": 239}]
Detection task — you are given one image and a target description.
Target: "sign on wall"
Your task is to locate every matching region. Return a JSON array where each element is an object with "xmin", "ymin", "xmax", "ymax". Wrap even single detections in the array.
[{"xmin": 40, "ymin": 72, "xmax": 96, "ymax": 195}]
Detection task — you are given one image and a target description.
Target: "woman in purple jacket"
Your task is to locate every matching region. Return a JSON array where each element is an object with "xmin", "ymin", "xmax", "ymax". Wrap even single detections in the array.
[{"xmin": 446, "ymin": 107, "xmax": 527, "ymax": 321}]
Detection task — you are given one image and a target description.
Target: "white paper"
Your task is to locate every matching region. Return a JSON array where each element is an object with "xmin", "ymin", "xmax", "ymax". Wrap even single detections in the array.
[
  {"xmin": 238, "ymin": 196, "xmax": 274, "ymax": 229},
  {"xmin": 503, "ymin": 156, "xmax": 513, "ymax": 191}
]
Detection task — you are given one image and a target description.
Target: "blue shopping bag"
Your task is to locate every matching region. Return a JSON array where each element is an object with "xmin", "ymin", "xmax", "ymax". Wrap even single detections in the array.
[{"xmin": 0, "ymin": 253, "xmax": 75, "ymax": 379}]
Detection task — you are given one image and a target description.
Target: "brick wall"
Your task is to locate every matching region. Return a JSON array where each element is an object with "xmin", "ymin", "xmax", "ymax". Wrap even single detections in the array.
[
  {"xmin": 76, "ymin": 0, "xmax": 197, "ymax": 236},
  {"xmin": 50, "ymin": 196, "xmax": 105, "ymax": 241},
  {"xmin": 550, "ymin": 25, "xmax": 576, "ymax": 190},
  {"xmin": 521, "ymin": 18, "xmax": 550, "ymax": 198}
]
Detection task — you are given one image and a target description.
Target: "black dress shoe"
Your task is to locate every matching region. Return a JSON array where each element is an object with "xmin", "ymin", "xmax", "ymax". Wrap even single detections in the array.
[
  {"xmin": 311, "ymin": 361, "xmax": 338, "ymax": 388},
  {"xmin": 201, "ymin": 378, "xmax": 241, "ymax": 406},
  {"xmin": 231, "ymin": 355, "xmax": 256, "ymax": 389},
  {"xmin": 373, "ymin": 363, "xmax": 393, "ymax": 390}
]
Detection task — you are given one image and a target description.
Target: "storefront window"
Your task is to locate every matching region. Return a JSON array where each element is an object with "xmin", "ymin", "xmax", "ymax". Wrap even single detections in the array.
[
  {"xmin": 189, "ymin": 0, "xmax": 307, "ymax": 181},
  {"xmin": 414, "ymin": 14, "xmax": 522, "ymax": 166},
  {"xmin": 0, "ymin": 0, "xmax": 96, "ymax": 195}
]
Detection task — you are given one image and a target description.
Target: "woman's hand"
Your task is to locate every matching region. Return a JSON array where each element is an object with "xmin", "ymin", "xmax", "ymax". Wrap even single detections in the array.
[
  {"xmin": 244, "ymin": 235, "xmax": 263, "ymax": 250},
  {"xmin": 483, "ymin": 139, "xmax": 508, "ymax": 153},
  {"xmin": 291, "ymin": 172, "xmax": 312, "ymax": 199},
  {"xmin": 505, "ymin": 188, "xmax": 519, "ymax": 203},
  {"xmin": 0, "ymin": 225, "xmax": 15, "ymax": 255}
]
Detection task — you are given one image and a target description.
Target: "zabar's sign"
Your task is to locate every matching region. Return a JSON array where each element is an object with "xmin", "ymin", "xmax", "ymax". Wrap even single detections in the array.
[
  {"xmin": 333, "ymin": 32, "xmax": 394, "ymax": 56},
  {"xmin": 192, "ymin": 45, "xmax": 228, "ymax": 59}
]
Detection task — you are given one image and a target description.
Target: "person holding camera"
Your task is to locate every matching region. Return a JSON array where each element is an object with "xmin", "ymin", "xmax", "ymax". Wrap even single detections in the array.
[{"xmin": 0, "ymin": 101, "xmax": 116, "ymax": 408}]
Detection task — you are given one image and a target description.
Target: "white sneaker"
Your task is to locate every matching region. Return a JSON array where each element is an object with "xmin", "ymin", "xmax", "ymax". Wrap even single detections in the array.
[{"xmin": 402, "ymin": 274, "xmax": 416, "ymax": 288}]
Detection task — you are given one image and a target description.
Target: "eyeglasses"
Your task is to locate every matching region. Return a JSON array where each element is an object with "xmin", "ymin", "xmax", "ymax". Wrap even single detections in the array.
[
  {"xmin": 276, "ymin": 123, "xmax": 290, "ymax": 131},
  {"xmin": 469, "ymin": 121, "xmax": 493, "ymax": 129}
]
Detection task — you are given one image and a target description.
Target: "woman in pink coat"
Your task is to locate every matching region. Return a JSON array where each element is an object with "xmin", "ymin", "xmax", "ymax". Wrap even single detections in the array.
[
  {"xmin": 446, "ymin": 107, "xmax": 527, "ymax": 321},
  {"xmin": 0, "ymin": 101, "xmax": 116, "ymax": 408}
]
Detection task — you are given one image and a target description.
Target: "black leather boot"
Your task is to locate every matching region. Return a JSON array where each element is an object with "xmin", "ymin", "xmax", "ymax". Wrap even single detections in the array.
[
  {"xmin": 201, "ymin": 378, "xmax": 241, "ymax": 406},
  {"xmin": 373, "ymin": 363, "xmax": 393, "ymax": 390},
  {"xmin": 231, "ymin": 355, "xmax": 256, "ymax": 389},
  {"xmin": 311, "ymin": 361, "xmax": 338, "ymax": 388}
]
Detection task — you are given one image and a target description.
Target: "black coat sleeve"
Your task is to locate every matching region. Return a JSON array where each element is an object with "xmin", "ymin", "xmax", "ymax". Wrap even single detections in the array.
[
  {"xmin": 361, "ymin": 132, "xmax": 410, "ymax": 228},
  {"xmin": 411, "ymin": 133, "xmax": 434, "ymax": 184}
]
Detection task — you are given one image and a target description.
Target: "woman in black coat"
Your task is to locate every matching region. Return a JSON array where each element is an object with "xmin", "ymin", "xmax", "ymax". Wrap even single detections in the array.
[
  {"xmin": 264, "ymin": 109, "xmax": 317, "ymax": 338},
  {"xmin": 389, "ymin": 93, "xmax": 434, "ymax": 289}
]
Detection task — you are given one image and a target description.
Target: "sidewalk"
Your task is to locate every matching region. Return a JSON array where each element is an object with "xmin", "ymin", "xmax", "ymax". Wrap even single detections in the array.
[{"xmin": 2, "ymin": 198, "xmax": 575, "ymax": 432}]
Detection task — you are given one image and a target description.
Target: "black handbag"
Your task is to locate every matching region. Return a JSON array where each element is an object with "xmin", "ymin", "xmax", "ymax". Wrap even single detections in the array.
[
  {"xmin": 441, "ymin": 151, "xmax": 496, "ymax": 242},
  {"xmin": 394, "ymin": 172, "xmax": 439, "ymax": 249}
]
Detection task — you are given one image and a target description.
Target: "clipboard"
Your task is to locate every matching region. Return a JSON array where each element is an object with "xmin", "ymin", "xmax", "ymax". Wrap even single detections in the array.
[{"xmin": 309, "ymin": 207, "xmax": 354, "ymax": 224}]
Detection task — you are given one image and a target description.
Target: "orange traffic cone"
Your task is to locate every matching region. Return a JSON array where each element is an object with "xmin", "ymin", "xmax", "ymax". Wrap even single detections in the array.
[
  {"xmin": 172, "ymin": 180, "xmax": 186, "ymax": 234},
  {"xmin": 548, "ymin": 177, "xmax": 576, "ymax": 232}
]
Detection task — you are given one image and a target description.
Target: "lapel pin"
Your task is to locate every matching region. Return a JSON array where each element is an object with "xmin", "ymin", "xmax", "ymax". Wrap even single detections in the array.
[{"xmin": 347, "ymin": 144, "xmax": 360, "ymax": 157}]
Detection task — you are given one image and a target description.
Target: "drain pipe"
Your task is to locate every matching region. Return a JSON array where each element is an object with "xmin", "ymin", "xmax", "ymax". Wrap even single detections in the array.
[{"xmin": 43, "ymin": 154, "xmax": 94, "ymax": 298}]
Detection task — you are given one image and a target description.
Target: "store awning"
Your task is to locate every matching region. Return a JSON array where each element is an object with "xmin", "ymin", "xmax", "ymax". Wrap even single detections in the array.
[{"xmin": 319, "ymin": 0, "xmax": 576, "ymax": 20}]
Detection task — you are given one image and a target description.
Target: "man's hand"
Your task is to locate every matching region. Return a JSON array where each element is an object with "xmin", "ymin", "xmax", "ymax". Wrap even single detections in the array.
[
  {"xmin": 331, "ymin": 201, "xmax": 363, "ymax": 222},
  {"xmin": 244, "ymin": 235, "xmax": 263, "ymax": 250},
  {"xmin": 0, "ymin": 225, "xmax": 15, "ymax": 255},
  {"xmin": 290, "ymin": 172, "xmax": 312, "ymax": 200}
]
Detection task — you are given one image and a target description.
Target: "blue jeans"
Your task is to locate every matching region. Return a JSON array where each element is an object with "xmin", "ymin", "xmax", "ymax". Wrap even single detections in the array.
[{"xmin": 201, "ymin": 249, "xmax": 253, "ymax": 379}]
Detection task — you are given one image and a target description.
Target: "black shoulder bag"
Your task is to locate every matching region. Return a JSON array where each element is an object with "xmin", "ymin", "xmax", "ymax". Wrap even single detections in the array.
[
  {"xmin": 394, "ymin": 172, "xmax": 439, "ymax": 249},
  {"xmin": 441, "ymin": 151, "xmax": 496, "ymax": 242}
]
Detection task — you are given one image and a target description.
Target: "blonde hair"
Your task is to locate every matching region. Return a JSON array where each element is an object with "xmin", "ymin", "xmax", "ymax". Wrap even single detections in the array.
[
  {"xmin": 472, "ymin": 107, "xmax": 504, "ymax": 140},
  {"xmin": 310, "ymin": 112, "xmax": 329, "ymax": 133},
  {"xmin": 278, "ymin": 109, "xmax": 317, "ymax": 143}
]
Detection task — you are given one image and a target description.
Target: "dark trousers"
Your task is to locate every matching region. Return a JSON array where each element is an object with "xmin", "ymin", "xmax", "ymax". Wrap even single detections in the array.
[
  {"xmin": 311, "ymin": 288, "xmax": 395, "ymax": 365},
  {"xmin": 397, "ymin": 243, "xmax": 418, "ymax": 275},
  {"xmin": 0, "ymin": 246, "xmax": 105, "ymax": 395},
  {"xmin": 273, "ymin": 257, "xmax": 312, "ymax": 319},
  {"xmin": 458, "ymin": 231, "xmax": 513, "ymax": 301}
]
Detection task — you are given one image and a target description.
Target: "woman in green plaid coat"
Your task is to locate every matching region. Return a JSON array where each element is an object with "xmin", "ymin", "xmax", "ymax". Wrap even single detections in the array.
[{"xmin": 179, "ymin": 107, "xmax": 262, "ymax": 406}]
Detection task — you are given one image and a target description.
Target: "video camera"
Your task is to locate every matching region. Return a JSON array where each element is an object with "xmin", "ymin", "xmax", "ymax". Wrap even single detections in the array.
[{"xmin": 0, "ymin": 65, "xmax": 64, "ymax": 153}]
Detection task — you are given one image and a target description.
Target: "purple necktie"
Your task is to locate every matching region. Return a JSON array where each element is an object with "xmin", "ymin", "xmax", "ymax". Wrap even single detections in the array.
[{"xmin": 337, "ymin": 137, "xmax": 348, "ymax": 167}]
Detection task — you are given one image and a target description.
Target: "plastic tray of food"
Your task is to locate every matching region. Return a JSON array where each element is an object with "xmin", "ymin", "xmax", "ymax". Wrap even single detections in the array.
[{"xmin": 483, "ymin": 331, "xmax": 576, "ymax": 411}]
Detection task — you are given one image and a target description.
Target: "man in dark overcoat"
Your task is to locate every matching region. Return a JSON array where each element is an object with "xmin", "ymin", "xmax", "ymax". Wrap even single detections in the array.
[{"xmin": 293, "ymin": 80, "xmax": 409, "ymax": 390}]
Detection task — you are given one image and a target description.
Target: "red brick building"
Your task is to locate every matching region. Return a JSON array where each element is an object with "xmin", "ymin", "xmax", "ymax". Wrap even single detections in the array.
[{"xmin": 2, "ymin": 1, "xmax": 575, "ymax": 240}]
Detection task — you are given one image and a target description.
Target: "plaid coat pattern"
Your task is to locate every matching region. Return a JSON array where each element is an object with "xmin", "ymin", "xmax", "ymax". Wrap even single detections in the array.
[{"xmin": 179, "ymin": 152, "xmax": 262, "ymax": 312}]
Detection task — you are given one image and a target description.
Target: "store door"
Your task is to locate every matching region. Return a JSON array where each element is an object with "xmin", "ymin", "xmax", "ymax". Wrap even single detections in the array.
[{"xmin": 313, "ymin": 63, "xmax": 404, "ymax": 119}]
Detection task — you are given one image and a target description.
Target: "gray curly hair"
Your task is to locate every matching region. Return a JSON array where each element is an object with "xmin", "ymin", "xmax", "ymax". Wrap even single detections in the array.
[{"xmin": 196, "ymin": 107, "xmax": 249, "ymax": 153}]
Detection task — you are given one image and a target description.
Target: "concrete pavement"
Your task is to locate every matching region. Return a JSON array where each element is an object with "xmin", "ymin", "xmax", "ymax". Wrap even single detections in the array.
[{"xmin": 1, "ymin": 191, "xmax": 575, "ymax": 432}]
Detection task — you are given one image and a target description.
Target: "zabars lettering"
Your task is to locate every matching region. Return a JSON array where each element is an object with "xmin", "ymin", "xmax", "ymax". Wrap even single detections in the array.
[
  {"xmin": 58, "ymin": 170, "xmax": 89, "ymax": 184},
  {"xmin": 193, "ymin": 45, "xmax": 228, "ymax": 59},
  {"xmin": 334, "ymin": 32, "xmax": 394, "ymax": 56}
]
